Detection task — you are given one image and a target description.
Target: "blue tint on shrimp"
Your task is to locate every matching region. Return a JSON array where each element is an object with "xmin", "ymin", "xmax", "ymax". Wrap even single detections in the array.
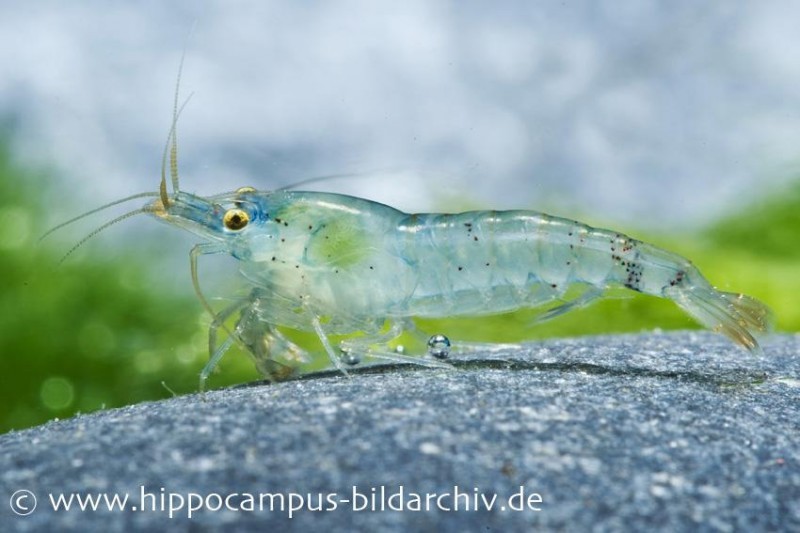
[
  {"xmin": 148, "ymin": 183, "xmax": 773, "ymax": 388},
  {"xmin": 53, "ymin": 62, "xmax": 774, "ymax": 389}
]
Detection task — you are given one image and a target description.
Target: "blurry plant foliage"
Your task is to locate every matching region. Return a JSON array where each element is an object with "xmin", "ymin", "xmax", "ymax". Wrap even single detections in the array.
[
  {"xmin": 0, "ymin": 143, "xmax": 256, "ymax": 434},
  {"xmin": 1, "ymin": 140, "xmax": 796, "ymax": 433}
]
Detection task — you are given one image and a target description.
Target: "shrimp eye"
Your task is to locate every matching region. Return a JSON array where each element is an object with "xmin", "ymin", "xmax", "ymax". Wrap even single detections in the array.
[{"xmin": 223, "ymin": 209, "xmax": 249, "ymax": 231}]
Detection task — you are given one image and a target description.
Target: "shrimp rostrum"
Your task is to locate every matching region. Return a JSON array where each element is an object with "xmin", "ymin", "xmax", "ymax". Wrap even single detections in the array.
[{"xmin": 146, "ymin": 171, "xmax": 772, "ymax": 386}]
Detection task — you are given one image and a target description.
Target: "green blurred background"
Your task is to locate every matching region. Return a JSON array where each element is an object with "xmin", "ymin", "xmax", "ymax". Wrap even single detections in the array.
[{"xmin": 1, "ymin": 141, "xmax": 797, "ymax": 434}]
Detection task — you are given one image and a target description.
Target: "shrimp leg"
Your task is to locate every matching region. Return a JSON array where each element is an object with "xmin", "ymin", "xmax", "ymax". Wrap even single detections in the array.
[
  {"xmin": 200, "ymin": 297, "xmax": 249, "ymax": 390},
  {"xmin": 192, "ymin": 243, "xmax": 294, "ymax": 388},
  {"xmin": 189, "ymin": 243, "xmax": 227, "ymax": 318},
  {"xmin": 200, "ymin": 334, "xmax": 236, "ymax": 391},
  {"xmin": 531, "ymin": 284, "xmax": 605, "ymax": 324},
  {"xmin": 247, "ymin": 327, "xmax": 309, "ymax": 381},
  {"xmin": 236, "ymin": 300, "xmax": 311, "ymax": 381},
  {"xmin": 311, "ymin": 315, "xmax": 349, "ymax": 375},
  {"xmin": 338, "ymin": 319, "xmax": 453, "ymax": 370}
]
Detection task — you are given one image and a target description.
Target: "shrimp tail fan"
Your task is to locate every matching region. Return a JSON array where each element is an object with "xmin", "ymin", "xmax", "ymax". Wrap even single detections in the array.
[{"xmin": 667, "ymin": 286, "xmax": 774, "ymax": 353}]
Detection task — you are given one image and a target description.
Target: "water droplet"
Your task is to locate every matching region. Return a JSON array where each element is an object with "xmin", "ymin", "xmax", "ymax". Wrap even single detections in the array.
[
  {"xmin": 340, "ymin": 348, "xmax": 361, "ymax": 366},
  {"xmin": 427, "ymin": 334, "xmax": 451, "ymax": 359},
  {"xmin": 394, "ymin": 345, "xmax": 405, "ymax": 354}
]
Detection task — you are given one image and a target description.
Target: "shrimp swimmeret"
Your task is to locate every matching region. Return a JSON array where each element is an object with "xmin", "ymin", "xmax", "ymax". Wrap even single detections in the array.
[{"xmin": 53, "ymin": 71, "xmax": 773, "ymax": 388}]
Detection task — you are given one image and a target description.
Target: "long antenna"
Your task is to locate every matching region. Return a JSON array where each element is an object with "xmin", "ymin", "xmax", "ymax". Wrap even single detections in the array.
[
  {"xmin": 158, "ymin": 91, "xmax": 192, "ymax": 209},
  {"xmin": 169, "ymin": 51, "xmax": 184, "ymax": 193},
  {"xmin": 275, "ymin": 166, "xmax": 407, "ymax": 192},
  {"xmin": 56, "ymin": 207, "xmax": 151, "ymax": 265},
  {"xmin": 160, "ymin": 23, "xmax": 195, "ymax": 208},
  {"xmin": 39, "ymin": 192, "xmax": 159, "ymax": 242}
]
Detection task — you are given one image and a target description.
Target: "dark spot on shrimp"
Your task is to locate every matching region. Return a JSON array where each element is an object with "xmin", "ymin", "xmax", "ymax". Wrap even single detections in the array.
[
  {"xmin": 551, "ymin": 283, "xmax": 557, "ymax": 289},
  {"xmin": 473, "ymin": 236, "xmax": 479, "ymax": 241},
  {"xmin": 271, "ymin": 256, "xmax": 276, "ymax": 261},
  {"xmin": 669, "ymin": 270, "xmax": 686, "ymax": 287},
  {"xmin": 624, "ymin": 280, "xmax": 642, "ymax": 292},
  {"xmin": 624, "ymin": 261, "xmax": 644, "ymax": 292},
  {"xmin": 458, "ymin": 266, "xmax": 464, "ymax": 271}
]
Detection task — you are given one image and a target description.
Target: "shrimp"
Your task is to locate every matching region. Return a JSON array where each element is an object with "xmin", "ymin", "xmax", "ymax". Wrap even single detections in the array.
[
  {"xmin": 148, "ymin": 182, "xmax": 773, "ymax": 386},
  {"xmin": 53, "ymin": 61, "xmax": 774, "ymax": 389}
]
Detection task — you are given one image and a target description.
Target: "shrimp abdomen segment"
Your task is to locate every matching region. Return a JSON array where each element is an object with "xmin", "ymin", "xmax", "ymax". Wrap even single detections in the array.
[{"xmin": 394, "ymin": 210, "xmax": 615, "ymax": 316}]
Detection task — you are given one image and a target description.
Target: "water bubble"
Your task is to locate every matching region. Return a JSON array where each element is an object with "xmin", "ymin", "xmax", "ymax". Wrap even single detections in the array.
[
  {"xmin": 394, "ymin": 345, "xmax": 405, "ymax": 354},
  {"xmin": 427, "ymin": 334, "xmax": 451, "ymax": 359},
  {"xmin": 340, "ymin": 348, "xmax": 361, "ymax": 366}
]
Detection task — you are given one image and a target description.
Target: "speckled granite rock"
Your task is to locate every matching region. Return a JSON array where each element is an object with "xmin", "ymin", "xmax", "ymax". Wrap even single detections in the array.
[{"xmin": 2, "ymin": 332, "xmax": 798, "ymax": 532}]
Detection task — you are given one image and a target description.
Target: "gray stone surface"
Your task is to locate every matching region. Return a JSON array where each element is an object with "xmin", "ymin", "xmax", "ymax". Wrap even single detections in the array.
[{"xmin": 2, "ymin": 332, "xmax": 798, "ymax": 532}]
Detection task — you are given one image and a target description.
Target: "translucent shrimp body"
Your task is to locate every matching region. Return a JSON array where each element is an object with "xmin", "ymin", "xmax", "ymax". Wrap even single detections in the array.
[
  {"xmin": 53, "ymin": 58, "xmax": 768, "ymax": 386},
  {"xmin": 147, "ymin": 187, "xmax": 773, "ymax": 384}
]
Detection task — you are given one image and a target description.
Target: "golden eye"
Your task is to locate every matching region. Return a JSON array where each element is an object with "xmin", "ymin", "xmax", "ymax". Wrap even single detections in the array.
[{"xmin": 223, "ymin": 209, "xmax": 249, "ymax": 231}]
